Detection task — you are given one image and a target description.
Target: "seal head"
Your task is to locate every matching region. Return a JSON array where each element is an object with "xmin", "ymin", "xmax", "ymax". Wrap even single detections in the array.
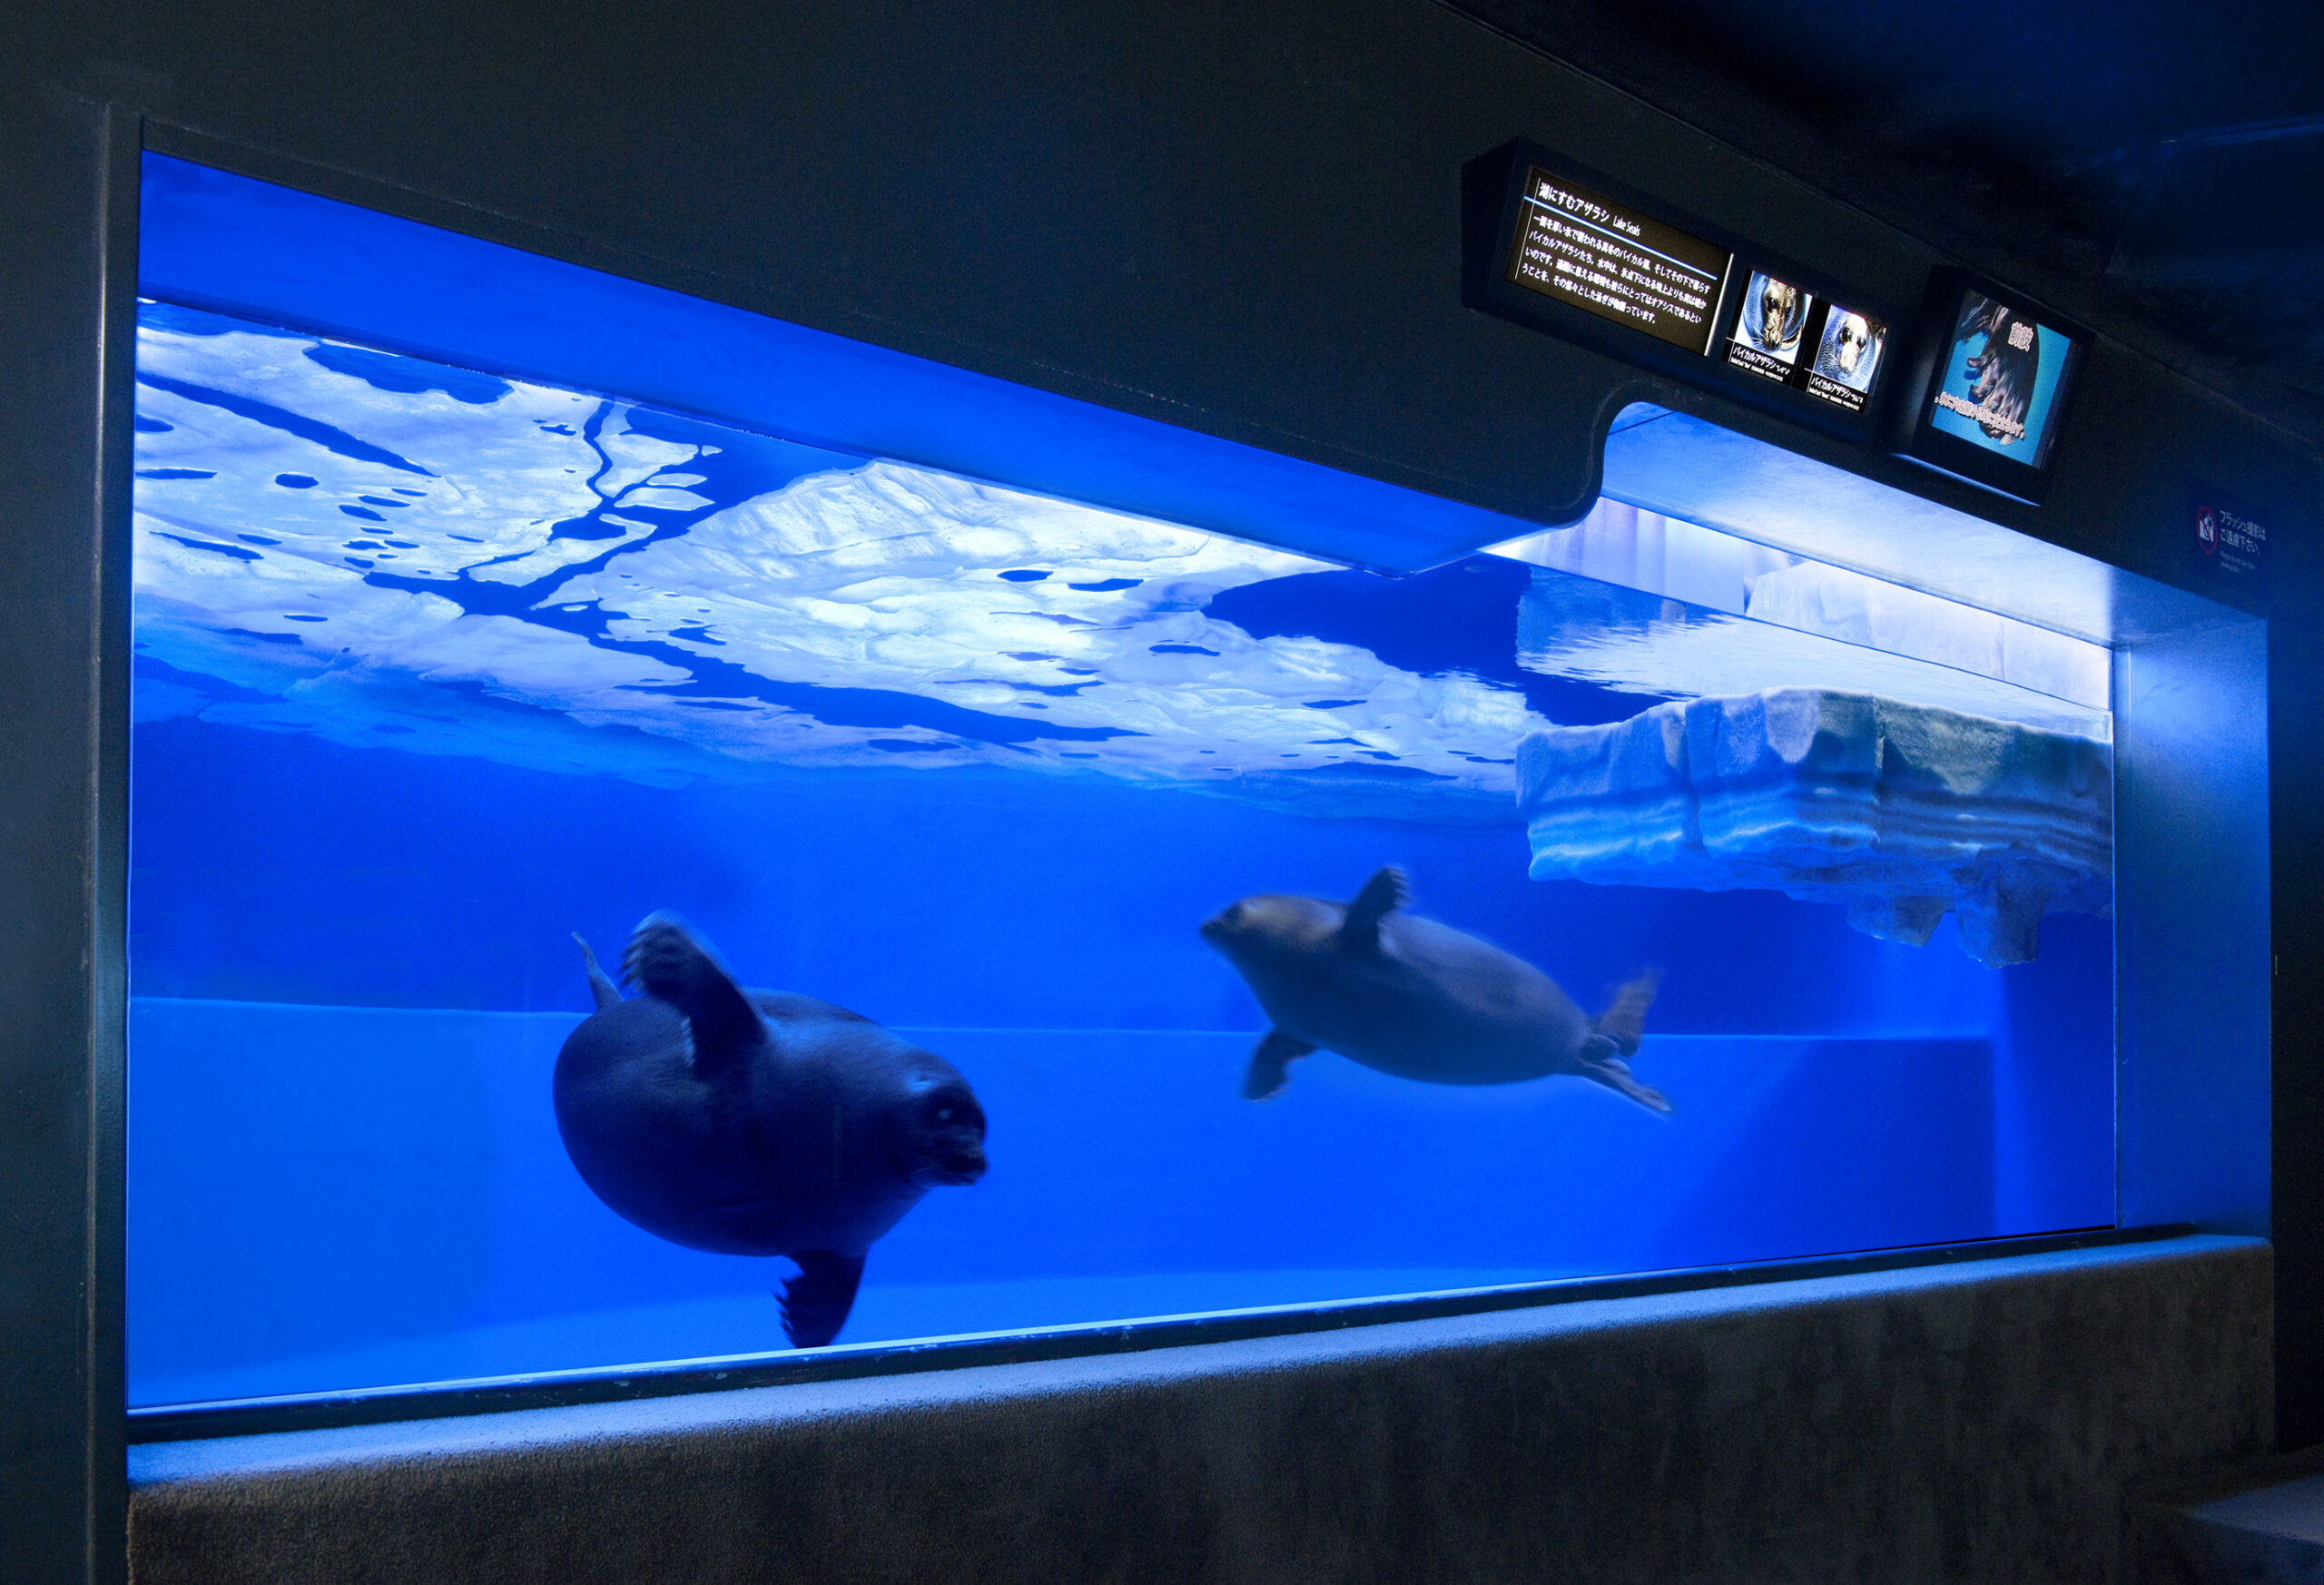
[
  {"xmin": 556, "ymin": 915, "xmax": 986, "ymax": 1348},
  {"xmin": 1201, "ymin": 867, "xmax": 1667, "ymax": 1110}
]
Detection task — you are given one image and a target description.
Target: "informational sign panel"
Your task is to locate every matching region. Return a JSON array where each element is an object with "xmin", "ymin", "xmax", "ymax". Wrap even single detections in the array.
[
  {"xmin": 1723, "ymin": 269, "xmax": 1889, "ymax": 415},
  {"xmin": 1472, "ymin": 147, "xmax": 2091, "ymax": 499},
  {"xmin": 1463, "ymin": 141, "xmax": 1900, "ymax": 445},
  {"xmin": 2194, "ymin": 496, "xmax": 2269, "ymax": 591},
  {"xmin": 1504, "ymin": 167, "xmax": 1732, "ymax": 356}
]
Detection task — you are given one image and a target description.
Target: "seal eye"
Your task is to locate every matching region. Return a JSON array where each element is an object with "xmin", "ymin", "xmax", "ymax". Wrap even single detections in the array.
[{"xmin": 935, "ymin": 1107, "xmax": 954, "ymax": 1122}]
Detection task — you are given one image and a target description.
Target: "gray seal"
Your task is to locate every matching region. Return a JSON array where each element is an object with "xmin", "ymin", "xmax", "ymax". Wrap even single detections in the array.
[
  {"xmin": 554, "ymin": 913, "xmax": 987, "ymax": 1348},
  {"xmin": 1199, "ymin": 867, "xmax": 1667, "ymax": 1109}
]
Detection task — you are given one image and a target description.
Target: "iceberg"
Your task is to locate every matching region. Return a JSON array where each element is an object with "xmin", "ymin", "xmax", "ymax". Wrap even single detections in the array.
[{"xmin": 1515, "ymin": 688, "xmax": 2112, "ymax": 966}]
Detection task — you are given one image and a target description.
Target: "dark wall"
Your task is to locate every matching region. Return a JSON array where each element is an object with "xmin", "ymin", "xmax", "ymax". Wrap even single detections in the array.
[
  {"xmin": 26, "ymin": 0, "xmax": 2315, "ymax": 591},
  {"xmin": 2272, "ymin": 511, "xmax": 2324, "ymax": 1450},
  {"xmin": 5, "ymin": 2, "xmax": 2321, "ymax": 1580}
]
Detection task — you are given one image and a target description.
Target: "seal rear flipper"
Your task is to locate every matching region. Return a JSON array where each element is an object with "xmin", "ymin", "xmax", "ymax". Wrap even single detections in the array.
[
  {"xmin": 1243, "ymin": 1029, "xmax": 1317, "ymax": 1101},
  {"xmin": 1337, "ymin": 866, "xmax": 1410, "ymax": 956},
  {"xmin": 1574, "ymin": 1034, "xmax": 1672, "ymax": 1114},
  {"xmin": 622, "ymin": 911, "xmax": 763, "ymax": 1076},
  {"xmin": 779, "ymin": 1250, "xmax": 867, "ymax": 1349},
  {"xmin": 1592, "ymin": 968, "xmax": 1663, "ymax": 1058},
  {"xmin": 572, "ymin": 932, "xmax": 622, "ymax": 1013}
]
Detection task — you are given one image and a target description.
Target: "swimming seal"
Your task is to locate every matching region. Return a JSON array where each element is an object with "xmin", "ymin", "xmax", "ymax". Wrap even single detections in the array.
[
  {"xmin": 554, "ymin": 913, "xmax": 987, "ymax": 1348},
  {"xmin": 1199, "ymin": 867, "xmax": 1667, "ymax": 1110}
]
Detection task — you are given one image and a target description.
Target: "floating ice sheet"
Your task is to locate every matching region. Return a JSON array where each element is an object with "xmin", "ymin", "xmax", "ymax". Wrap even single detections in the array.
[
  {"xmin": 129, "ymin": 302, "xmax": 1550, "ymax": 819},
  {"xmin": 1516, "ymin": 689, "xmax": 2112, "ymax": 966}
]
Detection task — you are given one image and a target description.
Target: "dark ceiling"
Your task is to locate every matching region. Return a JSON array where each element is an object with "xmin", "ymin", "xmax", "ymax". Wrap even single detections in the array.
[{"xmin": 1445, "ymin": 0, "xmax": 2324, "ymax": 451}]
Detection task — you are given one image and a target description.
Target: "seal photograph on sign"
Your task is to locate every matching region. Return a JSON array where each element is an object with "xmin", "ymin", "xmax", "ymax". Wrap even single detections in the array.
[
  {"xmin": 1738, "ymin": 271, "xmax": 1810, "ymax": 362},
  {"xmin": 1812, "ymin": 310, "xmax": 1885, "ymax": 392}
]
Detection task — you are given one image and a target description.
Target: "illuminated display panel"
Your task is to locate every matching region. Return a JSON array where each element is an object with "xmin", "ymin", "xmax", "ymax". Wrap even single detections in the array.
[
  {"xmin": 1929, "ymin": 287, "xmax": 2076, "ymax": 466},
  {"xmin": 1467, "ymin": 147, "xmax": 1895, "ymax": 437},
  {"xmin": 1724, "ymin": 270, "xmax": 1889, "ymax": 415},
  {"xmin": 1504, "ymin": 167, "xmax": 1733, "ymax": 355},
  {"xmin": 1899, "ymin": 271, "xmax": 2087, "ymax": 502}
]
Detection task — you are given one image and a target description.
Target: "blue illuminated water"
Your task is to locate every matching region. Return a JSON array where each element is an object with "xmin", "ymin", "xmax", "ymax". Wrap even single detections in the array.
[
  {"xmin": 126, "ymin": 227, "xmax": 2115, "ymax": 1407},
  {"xmin": 129, "ymin": 707, "xmax": 2112, "ymax": 1404}
]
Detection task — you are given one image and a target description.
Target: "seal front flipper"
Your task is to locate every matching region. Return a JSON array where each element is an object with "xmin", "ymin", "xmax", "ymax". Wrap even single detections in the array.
[
  {"xmin": 621, "ymin": 911, "xmax": 763, "ymax": 1075},
  {"xmin": 779, "ymin": 1250, "xmax": 866, "ymax": 1348},
  {"xmin": 1337, "ymin": 866, "xmax": 1410, "ymax": 956},
  {"xmin": 572, "ymin": 932, "xmax": 622, "ymax": 1013},
  {"xmin": 1243, "ymin": 1029, "xmax": 1317, "ymax": 1100},
  {"xmin": 1573, "ymin": 1033, "xmax": 1672, "ymax": 1114}
]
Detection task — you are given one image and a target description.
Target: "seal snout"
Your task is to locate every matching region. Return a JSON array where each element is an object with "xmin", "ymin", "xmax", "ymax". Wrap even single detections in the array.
[
  {"xmin": 926, "ymin": 1140, "xmax": 988, "ymax": 1186},
  {"xmin": 916, "ymin": 1131, "xmax": 987, "ymax": 1187},
  {"xmin": 912, "ymin": 1083, "xmax": 988, "ymax": 1187}
]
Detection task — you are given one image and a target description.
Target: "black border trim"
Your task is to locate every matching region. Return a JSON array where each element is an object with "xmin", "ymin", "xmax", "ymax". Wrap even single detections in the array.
[
  {"xmin": 0, "ymin": 88, "xmax": 139, "ymax": 1585},
  {"xmin": 129, "ymin": 1223, "xmax": 2189, "ymax": 1444}
]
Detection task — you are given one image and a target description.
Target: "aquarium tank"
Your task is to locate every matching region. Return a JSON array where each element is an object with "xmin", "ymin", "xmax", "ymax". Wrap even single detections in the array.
[{"xmin": 126, "ymin": 157, "xmax": 2119, "ymax": 1410}]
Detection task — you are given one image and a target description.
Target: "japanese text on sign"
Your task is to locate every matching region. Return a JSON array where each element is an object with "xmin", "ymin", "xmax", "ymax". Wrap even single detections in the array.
[{"xmin": 1505, "ymin": 169, "xmax": 1733, "ymax": 355}]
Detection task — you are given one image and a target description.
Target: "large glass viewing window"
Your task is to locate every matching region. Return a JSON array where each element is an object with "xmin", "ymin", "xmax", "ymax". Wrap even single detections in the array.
[{"xmin": 127, "ymin": 153, "xmax": 2242, "ymax": 1421}]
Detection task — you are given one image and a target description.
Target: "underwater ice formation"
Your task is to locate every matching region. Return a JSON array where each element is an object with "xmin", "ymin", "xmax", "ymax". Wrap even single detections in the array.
[
  {"xmin": 1510, "ymin": 563, "xmax": 2110, "ymax": 743},
  {"xmin": 1499, "ymin": 499, "xmax": 2109, "ymax": 706},
  {"xmin": 127, "ymin": 301, "xmax": 1548, "ymax": 819},
  {"xmin": 1497, "ymin": 501, "xmax": 2112, "ymax": 742},
  {"xmin": 1515, "ymin": 688, "xmax": 2112, "ymax": 966}
]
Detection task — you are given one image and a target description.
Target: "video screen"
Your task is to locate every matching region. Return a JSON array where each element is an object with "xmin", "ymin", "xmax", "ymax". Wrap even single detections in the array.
[{"xmin": 1928, "ymin": 289, "xmax": 2073, "ymax": 464}]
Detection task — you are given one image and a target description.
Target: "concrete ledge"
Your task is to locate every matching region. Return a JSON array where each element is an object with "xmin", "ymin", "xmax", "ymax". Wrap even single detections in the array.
[{"xmin": 130, "ymin": 1235, "xmax": 2271, "ymax": 1585}]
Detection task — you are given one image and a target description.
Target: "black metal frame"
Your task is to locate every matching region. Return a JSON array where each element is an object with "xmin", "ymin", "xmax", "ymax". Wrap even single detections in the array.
[{"xmin": 0, "ymin": 89, "xmax": 137, "ymax": 1585}]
